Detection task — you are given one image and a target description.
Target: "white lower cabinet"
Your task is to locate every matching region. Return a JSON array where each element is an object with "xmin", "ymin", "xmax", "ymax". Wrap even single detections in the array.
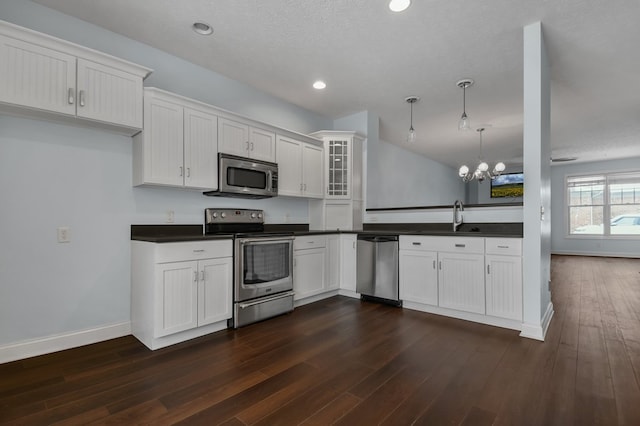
[
  {"xmin": 438, "ymin": 252, "xmax": 485, "ymax": 314},
  {"xmin": 485, "ymin": 238, "xmax": 523, "ymax": 321},
  {"xmin": 399, "ymin": 235, "xmax": 523, "ymax": 330},
  {"xmin": 327, "ymin": 235, "xmax": 341, "ymax": 290},
  {"xmin": 132, "ymin": 240, "xmax": 232, "ymax": 350},
  {"xmin": 399, "ymin": 248, "xmax": 438, "ymax": 306},
  {"xmin": 339, "ymin": 234, "xmax": 357, "ymax": 293},
  {"xmin": 293, "ymin": 236, "xmax": 327, "ymax": 301}
]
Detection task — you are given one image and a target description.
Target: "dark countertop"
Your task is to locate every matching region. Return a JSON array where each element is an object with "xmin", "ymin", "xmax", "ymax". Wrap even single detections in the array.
[
  {"xmin": 366, "ymin": 202, "xmax": 523, "ymax": 212},
  {"xmin": 131, "ymin": 222, "xmax": 523, "ymax": 242}
]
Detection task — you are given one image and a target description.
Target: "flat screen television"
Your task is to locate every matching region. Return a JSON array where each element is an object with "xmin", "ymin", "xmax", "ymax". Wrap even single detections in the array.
[{"xmin": 491, "ymin": 172, "xmax": 524, "ymax": 198}]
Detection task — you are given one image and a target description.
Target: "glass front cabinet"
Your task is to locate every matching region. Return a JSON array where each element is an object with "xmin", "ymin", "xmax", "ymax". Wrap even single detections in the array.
[{"xmin": 309, "ymin": 131, "xmax": 364, "ymax": 231}]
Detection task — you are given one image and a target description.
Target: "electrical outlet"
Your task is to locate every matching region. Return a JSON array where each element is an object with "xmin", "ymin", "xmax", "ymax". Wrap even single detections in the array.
[
  {"xmin": 166, "ymin": 210, "xmax": 175, "ymax": 223},
  {"xmin": 57, "ymin": 226, "xmax": 70, "ymax": 243}
]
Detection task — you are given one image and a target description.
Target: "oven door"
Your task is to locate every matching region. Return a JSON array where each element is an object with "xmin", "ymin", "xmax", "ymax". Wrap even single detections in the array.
[{"xmin": 235, "ymin": 236, "xmax": 294, "ymax": 301}]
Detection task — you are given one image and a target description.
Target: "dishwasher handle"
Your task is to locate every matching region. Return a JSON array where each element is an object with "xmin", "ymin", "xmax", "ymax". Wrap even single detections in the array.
[{"xmin": 357, "ymin": 234, "xmax": 399, "ymax": 243}]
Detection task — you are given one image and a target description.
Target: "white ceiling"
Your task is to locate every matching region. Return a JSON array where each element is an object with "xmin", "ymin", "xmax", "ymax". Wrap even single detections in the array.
[{"xmin": 33, "ymin": 0, "xmax": 640, "ymax": 168}]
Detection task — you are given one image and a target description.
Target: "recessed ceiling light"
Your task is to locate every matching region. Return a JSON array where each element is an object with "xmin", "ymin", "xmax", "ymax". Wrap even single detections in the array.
[
  {"xmin": 389, "ymin": 0, "xmax": 411, "ymax": 12},
  {"xmin": 192, "ymin": 22, "xmax": 213, "ymax": 36},
  {"xmin": 313, "ymin": 80, "xmax": 327, "ymax": 90}
]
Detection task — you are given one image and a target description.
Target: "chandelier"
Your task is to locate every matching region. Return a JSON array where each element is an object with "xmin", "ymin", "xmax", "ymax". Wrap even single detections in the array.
[{"xmin": 458, "ymin": 127, "xmax": 506, "ymax": 182}]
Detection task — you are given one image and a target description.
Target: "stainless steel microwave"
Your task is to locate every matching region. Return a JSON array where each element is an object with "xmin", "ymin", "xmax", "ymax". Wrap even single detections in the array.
[{"xmin": 203, "ymin": 153, "xmax": 278, "ymax": 198}]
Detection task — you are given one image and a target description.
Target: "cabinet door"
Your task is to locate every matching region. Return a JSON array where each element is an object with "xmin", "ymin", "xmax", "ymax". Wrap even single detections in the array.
[
  {"xmin": 438, "ymin": 252, "xmax": 485, "ymax": 314},
  {"xmin": 326, "ymin": 138, "xmax": 350, "ymax": 199},
  {"xmin": 154, "ymin": 261, "xmax": 198, "ymax": 337},
  {"xmin": 327, "ymin": 235, "xmax": 340, "ymax": 290},
  {"xmin": 184, "ymin": 107, "xmax": 218, "ymax": 190},
  {"xmin": 76, "ymin": 59, "xmax": 143, "ymax": 128},
  {"xmin": 302, "ymin": 143, "xmax": 324, "ymax": 199},
  {"xmin": 340, "ymin": 234, "xmax": 357, "ymax": 292},
  {"xmin": 0, "ymin": 35, "xmax": 76, "ymax": 116},
  {"xmin": 293, "ymin": 248, "xmax": 326, "ymax": 300},
  {"xmin": 486, "ymin": 255, "xmax": 523, "ymax": 320},
  {"xmin": 275, "ymin": 136, "xmax": 303, "ymax": 197},
  {"xmin": 144, "ymin": 97, "xmax": 184, "ymax": 186},
  {"xmin": 400, "ymin": 250, "xmax": 438, "ymax": 306},
  {"xmin": 218, "ymin": 117, "xmax": 249, "ymax": 157},
  {"xmin": 249, "ymin": 127, "xmax": 276, "ymax": 162},
  {"xmin": 198, "ymin": 257, "xmax": 233, "ymax": 326},
  {"xmin": 325, "ymin": 202, "xmax": 352, "ymax": 231}
]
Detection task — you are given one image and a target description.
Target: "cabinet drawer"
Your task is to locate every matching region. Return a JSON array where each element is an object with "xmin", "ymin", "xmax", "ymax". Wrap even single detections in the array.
[
  {"xmin": 399, "ymin": 235, "xmax": 440, "ymax": 251},
  {"xmin": 294, "ymin": 235, "xmax": 327, "ymax": 250},
  {"xmin": 437, "ymin": 236, "xmax": 485, "ymax": 254},
  {"xmin": 485, "ymin": 238, "xmax": 522, "ymax": 256},
  {"xmin": 155, "ymin": 240, "xmax": 232, "ymax": 263}
]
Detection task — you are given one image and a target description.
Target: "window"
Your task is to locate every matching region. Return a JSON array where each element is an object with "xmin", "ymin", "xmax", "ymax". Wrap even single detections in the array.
[{"xmin": 568, "ymin": 171, "xmax": 640, "ymax": 236}]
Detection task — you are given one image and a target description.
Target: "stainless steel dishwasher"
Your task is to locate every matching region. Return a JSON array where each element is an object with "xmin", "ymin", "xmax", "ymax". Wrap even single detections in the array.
[{"xmin": 356, "ymin": 234, "xmax": 401, "ymax": 306}]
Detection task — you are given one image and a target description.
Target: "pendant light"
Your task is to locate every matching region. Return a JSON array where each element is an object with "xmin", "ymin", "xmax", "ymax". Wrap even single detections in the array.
[
  {"xmin": 458, "ymin": 127, "xmax": 506, "ymax": 182},
  {"xmin": 457, "ymin": 79, "xmax": 473, "ymax": 131},
  {"xmin": 405, "ymin": 96, "xmax": 419, "ymax": 143}
]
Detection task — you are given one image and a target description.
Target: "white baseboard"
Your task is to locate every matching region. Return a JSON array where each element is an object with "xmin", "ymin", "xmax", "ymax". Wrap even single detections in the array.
[
  {"xmin": 0, "ymin": 322, "xmax": 131, "ymax": 364},
  {"xmin": 402, "ymin": 301, "xmax": 522, "ymax": 332},
  {"xmin": 294, "ymin": 290, "xmax": 339, "ymax": 307},
  {"xmin": 519, "ymin": 301, "xmax": 554, "ymax": 341},
  {"xmin": 552, "ymin": 250, "xmax": 640, "ymax": 259},
  {"xmin": 337, "ymin": 289, "xmax": 360, "ymax": 299}
]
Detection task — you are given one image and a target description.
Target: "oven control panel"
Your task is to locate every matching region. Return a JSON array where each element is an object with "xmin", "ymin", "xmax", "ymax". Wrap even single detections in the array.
[{"xmin": 205, "ymin": 208, "xmax": 264, "ymax": 224}]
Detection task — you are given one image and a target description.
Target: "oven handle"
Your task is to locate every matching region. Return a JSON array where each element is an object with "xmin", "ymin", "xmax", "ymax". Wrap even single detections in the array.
[
  {"xmin": 238, "ymin": 291, "xmax": 295, "ymax": 309},
  {"xmin": 237, "ymin": 236, "xmax": 295, "ymax": 244}
]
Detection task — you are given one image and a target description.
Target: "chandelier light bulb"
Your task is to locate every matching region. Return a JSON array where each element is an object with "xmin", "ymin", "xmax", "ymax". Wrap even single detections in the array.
[
  {"xmin": 478, "ymin": 161, "xmax": 489, "ymax": 172},
  {"xmin": 494, "ymin": 162, "xmax": 506, "ymax": 173},
  {"xmin": 458, "ymin": 165, "xmax": 469, "ymax": 177}
]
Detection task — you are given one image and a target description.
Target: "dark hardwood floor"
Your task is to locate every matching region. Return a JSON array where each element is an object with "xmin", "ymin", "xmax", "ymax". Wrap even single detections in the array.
[{"xmin": 2, "ymin": 255, "xmax": 640, "ymax": 425}]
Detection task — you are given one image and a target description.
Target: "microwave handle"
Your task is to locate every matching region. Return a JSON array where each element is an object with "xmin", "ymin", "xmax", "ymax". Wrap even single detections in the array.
[{"xmin": 267, "ymin": 170, "xmax": 273, "ymax": 192}]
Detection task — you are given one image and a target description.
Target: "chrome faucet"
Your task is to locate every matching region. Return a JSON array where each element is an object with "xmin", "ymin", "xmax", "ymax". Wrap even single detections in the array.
[{"xmin": 453, "ymin": 200, "xmax": 464, "ymax": 232}]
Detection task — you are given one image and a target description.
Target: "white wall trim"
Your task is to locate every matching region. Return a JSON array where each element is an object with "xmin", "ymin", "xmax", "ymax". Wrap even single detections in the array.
[
  {"xmin": 402, "ymin": 301, "xmax": 523, "ymax": 332},
  {"xmin": 0, "ymin": 322, "xmax": 131, "ymax": 364},
  {"xmin": 519, "ymin": 301, "xmax": 554, "ymax": 341},
  {"xmin": 552, "ymin": 250, "xmax": 640, "ymax": 259}
]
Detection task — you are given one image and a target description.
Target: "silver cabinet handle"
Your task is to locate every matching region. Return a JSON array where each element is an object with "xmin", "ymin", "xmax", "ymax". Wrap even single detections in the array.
[
  {"xmin": 246, "ymin": 141, "xmax": 250, "ymax": 151},
  {"xmin": 179, "ymin": 166, "xmax": 183, "ymax": 177},
  {"xmin": 250, "ymin": 142, "xmax": 254, "ymax": 151},
  {"xmin": 497, "ymin": 245, "xmax": 509, "ymax": 249},
  {"xmin": 187, "ymin": 167, "xmax": 191, "ymax": 177},
  {"xmin": 487, "ymin": 265, "xmax": 491, "ymax": 274},
  {"xmin": 303, "ymin": 183, "xmax": 307, "ymax": 191},
  {"xmin": 79, "ymin": 90, "xmax": 85, "ymax": 107},
  {"xmin": 200, "ymin": 270, "xmax": 205, "ymax": 281},
  {"xmin": 193, "ymin": 249, "xmax": 205, "ymax": 253},
  {"xmin": 68, "ymin": 88, "xmax": 75, "ymax": 104},
  {"xmin": 412, "ymin": 242, "xmax": 421, "ymax": 246},
  {"xmin": 439, "ymin": 261, "xmax": 442, "ymax": 270},
  {"xmin": 455, "ymin": 244, "xmax": 466, "ymax": 248},
  {"xmin": 300, "ymin": 183, "xmax": 303, "ymax": 191},
  {"xmin": 433, "ymin": 260, "xmax": 436, "ymax": 269},
  {"xmin": 193, "ymin": 271, "xmax": 198, "ymax": 282}
]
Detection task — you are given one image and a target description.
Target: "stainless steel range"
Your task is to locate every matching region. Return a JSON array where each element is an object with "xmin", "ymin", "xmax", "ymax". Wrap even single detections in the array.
[{"xmin": 205, "ymin": 208, "xmax": 294, "ymax": 328}]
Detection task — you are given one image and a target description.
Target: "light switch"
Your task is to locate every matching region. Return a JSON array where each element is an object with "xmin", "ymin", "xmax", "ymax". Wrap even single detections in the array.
[{"xmin": 57, "ymin": 226, "xmax": 70, "ymax": 243}]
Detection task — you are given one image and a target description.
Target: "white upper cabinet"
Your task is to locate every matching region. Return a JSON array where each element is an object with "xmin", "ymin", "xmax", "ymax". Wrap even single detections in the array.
[
  {"xmin": 276, "ymin": 135, "xmax": 323, "ymax": 199},
  {"xmin": 133, "ymin": 88, "xmax": 218, "ymax": 190},
  {"xmin": 218, "ymin": 117, "xmax": 275, "ymax": 162},
  {"xmin": 310, "ymin": 131, "xmax": 364, "ymax": 200},
  {"xmin": 0, "ymin": 20, "xmax": 151, "ymax": 134},
  {"xmin": 75, "ymin": 59, "xmax": 144, "ymax": 129},
  {"xmin": 0, "ymin": 35, "xmax": 76, "ymax": 116}
]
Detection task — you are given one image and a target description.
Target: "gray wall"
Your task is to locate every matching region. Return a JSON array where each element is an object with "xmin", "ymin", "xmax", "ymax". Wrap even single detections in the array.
[
  {"xmin": 0, "ymin": 0, "xmax": 331, "ymax": 347},
  {"xmin": 551, "ymin": 157, "xmax": 640, "ymax": 257}
]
